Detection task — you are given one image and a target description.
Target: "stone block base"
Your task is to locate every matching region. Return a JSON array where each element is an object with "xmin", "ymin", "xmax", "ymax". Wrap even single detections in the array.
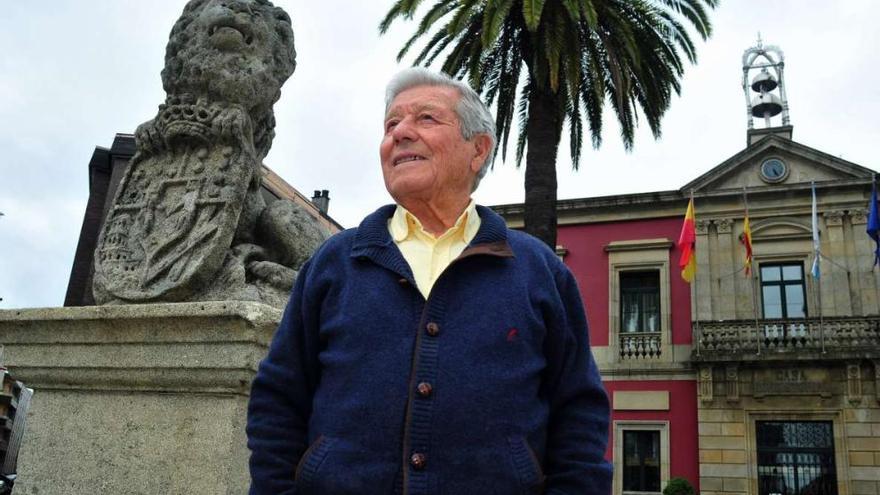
[{"xmin": 0, "ymin": 302, "xmax": 281, "ymax": 495}]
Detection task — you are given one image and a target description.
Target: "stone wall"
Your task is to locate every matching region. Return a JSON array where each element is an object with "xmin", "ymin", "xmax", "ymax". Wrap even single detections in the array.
[
  {"xmin": 0, "ymin": 302, "xmax": 280, "ymax": 494},
  {"xmin": 697, "ymin": 361, "xmax": 880, "ymax": 495}
]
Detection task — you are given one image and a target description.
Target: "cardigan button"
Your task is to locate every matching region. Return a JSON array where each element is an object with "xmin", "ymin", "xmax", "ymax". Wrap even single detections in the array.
[
  {"xmin": 416, "ymin": 382, "xmax": 433, "ymax": 398},
  {"xmin": 410, "ymin": 452, "xmax": 427, "ymax": 470},
  {"xmin": 398, "ymin": 278, "xmax": 408, "ymax": 285},
  {"xmin": 426, "ymin": 322, "xmax": 440, "ymax": 336}
]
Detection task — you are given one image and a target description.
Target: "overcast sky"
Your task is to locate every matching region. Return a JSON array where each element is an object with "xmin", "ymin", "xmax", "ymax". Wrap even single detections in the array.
[{"xmin": 2, "ymin": 1, "xmax": 878, "ymax": 309}]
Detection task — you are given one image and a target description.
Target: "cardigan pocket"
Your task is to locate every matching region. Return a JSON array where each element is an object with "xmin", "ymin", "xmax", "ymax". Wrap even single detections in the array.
[
  {"xmin": 507, "ymin": 436, "xmax": 546, "ymax": 494},
  {"xmin": 294, "ymin": 436, "xmax": 398, "ymax": 495},
  {"xmin": 294, "ymin": 435, "xmax": 333, "ymax": 490}
]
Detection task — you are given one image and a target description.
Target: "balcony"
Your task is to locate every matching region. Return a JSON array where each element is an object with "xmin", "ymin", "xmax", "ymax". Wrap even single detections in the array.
[
  {"xmin": 693, "ymin": 315, "xmax": 880, "ymax": 362},
  {"xmin": 619, "ymin": 331, "xmax": 662, "ymax": 360}
]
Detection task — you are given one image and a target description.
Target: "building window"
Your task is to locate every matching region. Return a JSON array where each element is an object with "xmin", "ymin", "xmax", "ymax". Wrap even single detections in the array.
[
  {"xmin": 620, "ymin": 271, "xmax": 661, "ymax": 333},
  {"xmin": 760, "ymin": 263, "xmax": 807, "ymax": 319},
  {"xmin": 623, "ymin": 430, "xmax": 661, "ymax": 492},
  {"xmin": 756, "ymin": 421, "xmax": 837, "ymax": 495},
  {"xmin": 606, "ymin": 239, "xmax": 673, "ymax": 363},
  {"xmin": 613, "ymin": 420, "xmax": 669, "ymax": 495}
]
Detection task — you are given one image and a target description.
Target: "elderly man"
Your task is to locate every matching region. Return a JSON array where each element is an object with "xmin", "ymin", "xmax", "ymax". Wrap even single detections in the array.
[{"xmin": 247, "ymin": 68, "xmax": 611, "ymax": 495}]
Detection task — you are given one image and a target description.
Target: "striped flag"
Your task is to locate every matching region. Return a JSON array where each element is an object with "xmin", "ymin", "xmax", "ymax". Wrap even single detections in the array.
[
  {"xmin": 678, "ymin": 197, "xmax": 697, "ymax": 283},
  {"xmin": 740, "ymin": 215, "xmax": 753, "ymax": 276},
  {"xmin": 811, "ymin": 182, "xmax": 820, "ymax": 279}
]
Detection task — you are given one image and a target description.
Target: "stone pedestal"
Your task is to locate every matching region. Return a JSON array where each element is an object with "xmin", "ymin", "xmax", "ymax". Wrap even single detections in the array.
[{"xmin": 0, "ymin": 302, "xmax": 281, "ymax": 495}]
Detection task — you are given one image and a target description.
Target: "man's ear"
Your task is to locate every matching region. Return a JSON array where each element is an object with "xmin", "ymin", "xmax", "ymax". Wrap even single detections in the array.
[{"xmin": 470, "ymin": 134, "xmax": 493, "ymax": 173}]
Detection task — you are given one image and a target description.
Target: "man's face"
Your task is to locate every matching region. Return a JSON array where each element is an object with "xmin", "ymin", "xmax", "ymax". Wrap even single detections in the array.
[{"xmin": 380, "ymin": 85, "xmax": 487, "ymax": 206}]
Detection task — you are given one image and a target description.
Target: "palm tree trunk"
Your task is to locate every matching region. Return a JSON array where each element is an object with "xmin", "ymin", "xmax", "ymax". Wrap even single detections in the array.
[{"xmin": 523, "ymin": 86, "xmax": 562, "ymax": 249}]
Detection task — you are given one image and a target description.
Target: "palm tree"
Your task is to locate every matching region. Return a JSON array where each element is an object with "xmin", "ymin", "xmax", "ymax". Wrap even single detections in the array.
[{"xmin": 380, "ymin": 0, "xmax": 717, "ymax": 248}]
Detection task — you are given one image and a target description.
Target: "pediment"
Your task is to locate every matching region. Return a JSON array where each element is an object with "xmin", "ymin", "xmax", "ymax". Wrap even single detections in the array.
[
  {"xmin": 750, "ymin": 217, "xmax": 813, "ymax": 241},
  {"xmin": 682, "ymin": 134, "xmax": 874, "ymax": 193}
]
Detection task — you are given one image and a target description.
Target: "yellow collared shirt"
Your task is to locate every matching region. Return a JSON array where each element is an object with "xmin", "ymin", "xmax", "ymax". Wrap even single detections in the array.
[{"xmin": 388, "ymin": 201, "xmax": 481, "ymax": 299}]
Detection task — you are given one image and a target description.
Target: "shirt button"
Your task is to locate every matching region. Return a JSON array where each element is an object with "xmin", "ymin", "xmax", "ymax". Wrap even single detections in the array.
[
  {"xmin": 410, "ymin": 452, "xmax": 427, "ymax": 470},
  {"xmin": 426, "ymin": 322, "xmax": 440, "ymax": 336},
  {"xmin": 417, "ymin": 382, "xmax": 433, "ymax": 397}
]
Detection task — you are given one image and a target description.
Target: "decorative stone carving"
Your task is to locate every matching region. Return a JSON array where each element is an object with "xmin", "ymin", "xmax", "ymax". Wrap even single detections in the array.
[
  {"xmin": 874, "ymin": 360, "xmax": 880, "ymax": 404},
  {"xmin": 751, "ymin": 367, "xmax": 833, "ymax": 398},
  {"xmin": 93, "ymin": 0, "xmax": 328, "ymax": 308},
  {"xmin": 725, "ymin": 365, "xmax": 740, "ymax": 403},
  {"xmin": 699, "ymin": 366, "xmax": 713, "ymax": 403},
  {"xmin": 847, "ymin": 362, "xmax": 862, "ymax": 404},
  {"xmin": 824, "ymin": 210, "xmax": 844, "ymax": 227},
  {"xmin": 851, "ymin": 208, "xmax": 868, "ymax": 226},
  {"xmin": 715, "ymin": 218, "xmax": 733, "ymax": 234},
  {"xmin": 695, "ymin": 219, "xmax": 710, "ymax": 235}
]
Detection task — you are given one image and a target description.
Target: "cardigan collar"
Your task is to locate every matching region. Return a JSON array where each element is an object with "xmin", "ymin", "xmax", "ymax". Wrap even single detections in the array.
[
  {"xmin": 350, "ymin": 204, "xmax": 513, "ymax": 275},
  {"xmin": 353, "ymin": 204, "xmax": 510, "ymax": 250}
]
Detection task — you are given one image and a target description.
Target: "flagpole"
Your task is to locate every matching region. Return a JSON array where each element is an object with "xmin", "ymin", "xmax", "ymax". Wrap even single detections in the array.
[
  {"xmin": 744, "ymin": 187, "xmax": 761, "ymax": 355},
  {"xmin": 818, "ymin": 277, "xmax": 825, "ymax": 354},
  {"xmin": 690, "ymin": 189, "xmax": 701, "ymax": 358},
  {"xmin": 812, "ymin": 182, "xmax": 826, "ymax": 354}
]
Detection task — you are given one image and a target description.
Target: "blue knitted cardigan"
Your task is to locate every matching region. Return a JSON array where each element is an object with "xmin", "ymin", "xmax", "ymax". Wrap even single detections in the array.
[{"xmin": 247, "ymin": 205, "xmax": 611, "ymax": 495}]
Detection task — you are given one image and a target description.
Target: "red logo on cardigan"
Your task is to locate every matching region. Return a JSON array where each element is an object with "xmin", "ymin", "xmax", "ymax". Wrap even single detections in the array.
[{"xmin": 506, "ymin": 328, "xmax": 519, "ymax": 342}]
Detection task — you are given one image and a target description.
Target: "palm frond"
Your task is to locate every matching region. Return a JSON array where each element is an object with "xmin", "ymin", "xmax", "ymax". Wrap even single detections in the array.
[
  {"xmin": 522, "ymin": 0, "xmax": 547, "ymax": 32},
  {"xmin": 515, "ymin": 79, "xmax": 532, "ymax": 168},
  {"xmin": 482, "ymin": 0, "xmax": 515, "ymax": 48},
  {"xmin": 411, "ymin": 24, "xmax": 455, "ymax": 66},
  {"xmin": 448, "ymin": 0, "xmax": 482, "ymax": 36},
  {"xmin": 654, "ymin": 0, "xmax": 713, "ymax": 39},
  {"xmin": 396, "ymin": 2, "xmax": 459, "ymax": 61}
]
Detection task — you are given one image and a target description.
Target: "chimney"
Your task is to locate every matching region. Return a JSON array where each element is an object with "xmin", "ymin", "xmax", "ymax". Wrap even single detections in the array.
[{"xmin": 311, "ymin": 189, "xmax": 330, "ymax": 215}]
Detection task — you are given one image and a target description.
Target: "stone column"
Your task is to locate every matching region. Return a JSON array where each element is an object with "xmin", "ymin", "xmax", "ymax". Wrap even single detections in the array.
[
  {"xmin": 733, "ymin": 218, "xmax": 754, "ymax": 321},
  {"xmin": 0, "ymin": 302, "xmax": 280, "ymax": 495},
  {"xmin": 696, "ymin": 219, "xmax": 712, "ymax": 321},
  {"xmin": 851, "ymin": 208, "xmax": 879, "ymax": 315},
  {"xmin": 715, "ymin": 218, "xmax": 737, "ymax": 320},
  {"xmin": 823, "ymin": 210, "xmax": 851, "ymax": 316}
]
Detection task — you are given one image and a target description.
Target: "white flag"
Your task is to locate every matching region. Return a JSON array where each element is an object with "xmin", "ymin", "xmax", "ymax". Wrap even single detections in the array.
[{"xmin": 811, "ymin": 182, "xmax": 820, "ymax": 278}]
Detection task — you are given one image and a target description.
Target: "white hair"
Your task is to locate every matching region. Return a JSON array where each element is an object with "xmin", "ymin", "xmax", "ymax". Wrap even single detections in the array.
[{"xmin": 385, "ymin": 68, "xmax": 497, "ymax": 191}]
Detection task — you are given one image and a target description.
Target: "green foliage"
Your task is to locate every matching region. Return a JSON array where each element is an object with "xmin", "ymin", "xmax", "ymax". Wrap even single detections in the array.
[
  {"xmin": 380, "ymin": 0, "xmax": 716, "ymax": 168},
  {"xmin": 522, "ymin": 0, "xmax": 547, "ymax": 32},
  {"xmin": 663, "ymin": 477, "xmax": 696, "ymax": 495},
  {"xmin": 380, "ymin": 0, "xmax": 717, "ymax": 246}
]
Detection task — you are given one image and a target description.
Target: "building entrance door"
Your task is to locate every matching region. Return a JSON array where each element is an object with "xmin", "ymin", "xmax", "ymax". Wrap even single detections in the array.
[{"xmin": 756, "ymin": 421, "xmax": 837, "ymax": 495}]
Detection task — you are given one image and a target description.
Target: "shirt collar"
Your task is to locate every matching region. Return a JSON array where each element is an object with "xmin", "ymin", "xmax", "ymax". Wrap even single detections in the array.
[{"xmin": 389, "ymin": 200, "xmax": 478, "ymax": 243}]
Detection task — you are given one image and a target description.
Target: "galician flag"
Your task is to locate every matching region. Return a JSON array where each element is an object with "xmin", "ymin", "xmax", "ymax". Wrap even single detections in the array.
[
  {"xmin": 678, "ymin": 197, "xmax": 697, "ymax": 283},
  {"xmin": 867, "ymin": 178, "xmax": 880, "ymax": 266},
  {"xmin": 811, "ymin": 182, "xmax": 820, "ymax": 279}
]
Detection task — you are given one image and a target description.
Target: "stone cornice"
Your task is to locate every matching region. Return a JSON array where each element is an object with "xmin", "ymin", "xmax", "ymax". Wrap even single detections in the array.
[
  {"xmin": 604, "ymin": 238, "xmax": 674, "ymax": 252},
  {"xmin": 491, "ymin": 177, "xmax": 876, "ymax": 224}
]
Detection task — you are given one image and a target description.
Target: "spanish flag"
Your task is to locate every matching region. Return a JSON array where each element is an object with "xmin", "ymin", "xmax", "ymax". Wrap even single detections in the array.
[
  {"xmin": 740, "ymin": 215, "xmax": 753, "ymax": 276},
  {"xmin": 678, "ymin": 198, "xmax": 696, "ymax": 283}
]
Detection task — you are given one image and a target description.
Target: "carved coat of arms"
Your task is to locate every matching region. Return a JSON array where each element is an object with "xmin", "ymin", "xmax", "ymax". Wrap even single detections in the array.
[{"xmin": 93, "ymin": 0, "xmax": 328, "ymax": 307}]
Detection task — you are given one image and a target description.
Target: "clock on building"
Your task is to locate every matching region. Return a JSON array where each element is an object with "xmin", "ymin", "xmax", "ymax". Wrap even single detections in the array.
[{"xmin": 760, "ymin": 158, "xmax": 787, "ymax": 183}]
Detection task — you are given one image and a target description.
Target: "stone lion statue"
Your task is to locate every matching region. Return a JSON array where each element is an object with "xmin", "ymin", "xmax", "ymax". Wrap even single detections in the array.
[{"xmin": 92, "ymin": 0, "xmax": 329, "ymax": 308}]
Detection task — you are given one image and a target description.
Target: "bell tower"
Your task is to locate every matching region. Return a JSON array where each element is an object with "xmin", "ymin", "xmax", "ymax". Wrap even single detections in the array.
[{"xmin": 742, "ymin": 35, "xmax": 792, "ymax": 145}]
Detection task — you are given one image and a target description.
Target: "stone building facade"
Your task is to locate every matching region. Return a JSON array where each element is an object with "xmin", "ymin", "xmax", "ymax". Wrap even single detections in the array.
[
  {"xmin": 494, "ymin": 125, "xmax": 879, "ymax": 494},
  {"xmin": 690, "ymin": 129, "xmax": 880, "ymax": 495}
]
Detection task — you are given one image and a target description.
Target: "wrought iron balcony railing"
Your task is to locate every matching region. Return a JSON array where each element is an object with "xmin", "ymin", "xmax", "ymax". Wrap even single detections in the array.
[
  {"xmin": 694, "ymin": 315, "xmax": 880, "ymax": 360},
  {"xmin": 619, "ymin": 331, "xmax": 662, "ymax": 360}
]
